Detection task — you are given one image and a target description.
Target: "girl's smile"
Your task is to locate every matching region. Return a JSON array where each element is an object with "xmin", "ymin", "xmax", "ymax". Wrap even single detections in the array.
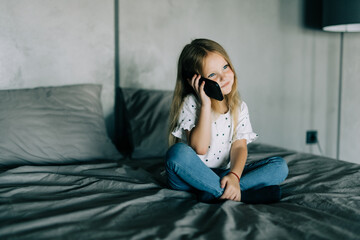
[
  {"xmin": 202, "ymin": 52, "xmax": 234, "ymax": 96},
  {"xmin": 220, "ymin": 80, "xmax": 230, "ymax": 89}
]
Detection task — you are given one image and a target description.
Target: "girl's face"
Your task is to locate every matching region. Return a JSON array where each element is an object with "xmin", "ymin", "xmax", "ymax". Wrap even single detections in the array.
[{"xmin": 202, "ymin": 52, "xmax": 234, "ymax": 96}]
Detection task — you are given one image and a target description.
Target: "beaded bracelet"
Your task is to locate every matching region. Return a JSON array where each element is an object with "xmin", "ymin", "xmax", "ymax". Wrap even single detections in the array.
[{"xmin": 229, "ymin": 171, "xmax": 240, "ymax": 182}]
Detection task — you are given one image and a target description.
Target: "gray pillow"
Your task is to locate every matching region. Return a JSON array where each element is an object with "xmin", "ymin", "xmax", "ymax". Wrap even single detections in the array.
[
  {"xmin": 0, "ymin": 84, "xmax": 122, "ymax": 166},
  {"xmin": 120, "ymin": 88, "xmax": 173, "ymax": 159}
]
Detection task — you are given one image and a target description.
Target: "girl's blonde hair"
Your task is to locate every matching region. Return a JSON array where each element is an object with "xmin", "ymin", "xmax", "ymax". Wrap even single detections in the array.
[{"xmin": 168, "ymin": 39, "xmax": 241, "ymax": 146}]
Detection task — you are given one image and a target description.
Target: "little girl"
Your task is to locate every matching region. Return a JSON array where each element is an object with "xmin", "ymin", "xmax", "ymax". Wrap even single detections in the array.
[{"xmin": 166, "ymin": 39, "xmax": 288, "ymax": 203}]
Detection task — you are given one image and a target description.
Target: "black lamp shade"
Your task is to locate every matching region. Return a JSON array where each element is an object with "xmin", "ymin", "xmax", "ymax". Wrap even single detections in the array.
[{"xmin": 323, "ymin": 0, "xmax": 360, "ymax": 32}]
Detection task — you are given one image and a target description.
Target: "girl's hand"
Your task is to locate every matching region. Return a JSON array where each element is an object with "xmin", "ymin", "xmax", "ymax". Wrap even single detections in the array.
[
  {"xmin": 219, "ymin": 174, "xmax": 241, "ymax": 201},
  {"xmin": 188, "ymin": 74, "xmax": 211, "ymax": 107}
]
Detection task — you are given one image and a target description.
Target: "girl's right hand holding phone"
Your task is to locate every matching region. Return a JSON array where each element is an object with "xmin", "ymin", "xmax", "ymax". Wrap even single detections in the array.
[
  {"xmin": 186, "ymin": 74, "xmax": 212, "ymax": 155},
  {"xmin": 189, "ymin": 74, "xmax": 211, "ymax": 107}
]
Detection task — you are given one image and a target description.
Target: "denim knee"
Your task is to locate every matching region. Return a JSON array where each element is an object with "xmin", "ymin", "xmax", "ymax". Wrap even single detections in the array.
[
  {"xmin": 165, "ymin": 143, "xmax": 196, "ymax": 170},
  {"xmin": 269, "ymin": 157, "xmax": 289, "ymax": 182}
]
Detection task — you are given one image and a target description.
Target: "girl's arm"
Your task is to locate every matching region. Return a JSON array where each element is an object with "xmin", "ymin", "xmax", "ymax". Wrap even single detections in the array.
[
  {"xmin": 186, "ymin": 102, "xmax": 211, "ymax": 155},
  {"xmin": 229, "ymin": 139, "xmax": 247, "ymax": 178},
  {"xmin": 185, "ymin": 75, "xmax": 212, "ymax": 155},
  {"xmin": 220, "ymin": 139, "xmax": 247, "ymax": 201}
]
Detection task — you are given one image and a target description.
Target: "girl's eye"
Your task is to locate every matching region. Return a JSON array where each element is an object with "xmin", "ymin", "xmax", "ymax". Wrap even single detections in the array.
[
  {"xmin": 208, "ymin": 73, "xmax": 215, "ymax": 78},
  {"xmin": 223, "ymin": 64, "xmax": 229, "ymax": 70}
]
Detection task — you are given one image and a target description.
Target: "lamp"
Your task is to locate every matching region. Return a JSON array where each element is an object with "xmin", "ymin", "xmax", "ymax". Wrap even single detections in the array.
[
  {"xmin": 322, "ymin": 0, "xmax": 360, "ymax": 159},
  {"xmin": 323, "ymin": 0, "xmax": 360, "ymax": 32}
]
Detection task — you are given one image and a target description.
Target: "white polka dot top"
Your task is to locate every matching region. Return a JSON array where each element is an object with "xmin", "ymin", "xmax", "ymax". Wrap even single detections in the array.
[{"xmin": 172, "ymin": 94, "xmax": 258, "ymax": 169}]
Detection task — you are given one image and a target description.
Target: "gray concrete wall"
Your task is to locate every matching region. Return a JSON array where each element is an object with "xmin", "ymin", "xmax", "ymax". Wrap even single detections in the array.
[
  {"xmin": 1, "ymin": 0, "xmax": 359, "ymax": 163},
  {"xmin": 341, "ymin": 33, "xmax": 360, "ymax": 163},
  {"xmin": 0, "ymin": 0, "xmax": 116, "ymax": 137},
  {"xmin": 119, "ymin": 0, "xmax": 360, "ymax": 163}
]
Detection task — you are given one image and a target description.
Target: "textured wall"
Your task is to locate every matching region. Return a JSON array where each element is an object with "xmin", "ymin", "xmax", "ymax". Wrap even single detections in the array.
[
  {"xmin": 340, "ymin": 33, "xmax": 360, "ymax": 163},
  {"xmin": 1, "ymin": 0, "xmax": 359, "ymax": 163},
  {"xmin": 0, "ymin": 0, "xmax": 115, "ymax": 137},
  {"xmin": 119, "ymin": 0, "xmax": 358, "ymax": 161}
]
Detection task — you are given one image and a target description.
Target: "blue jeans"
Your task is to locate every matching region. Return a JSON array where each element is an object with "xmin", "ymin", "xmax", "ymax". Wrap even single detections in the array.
[{"xmin": 165, "ymin": 143, "xmax": 288, "ymax": 199}]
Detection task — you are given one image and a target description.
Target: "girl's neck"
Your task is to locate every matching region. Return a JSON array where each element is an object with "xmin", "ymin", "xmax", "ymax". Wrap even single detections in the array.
[
  {"xmin": 212, "ymin": 98, "xmax": 229, "ymax": 114},
  {"xmin": 219, "ymin": 101, "xmax": 229, "ymax": 114}
]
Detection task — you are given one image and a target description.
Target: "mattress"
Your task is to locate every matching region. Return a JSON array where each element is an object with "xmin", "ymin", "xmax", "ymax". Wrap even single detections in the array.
[{"xmin": 1, "ymin": 143, "xmax": 359, "ymax": 240}]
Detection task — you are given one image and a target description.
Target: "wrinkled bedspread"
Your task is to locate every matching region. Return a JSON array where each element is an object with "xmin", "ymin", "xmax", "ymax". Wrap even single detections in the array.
[{"xmin": 1, "ymin": 144, "xmax": 359, "ymax": 240}]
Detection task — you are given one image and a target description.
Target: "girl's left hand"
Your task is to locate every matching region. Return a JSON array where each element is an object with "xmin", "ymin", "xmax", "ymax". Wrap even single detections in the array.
[{"xmin": 219, "ymin": 174, "xmax": 241, "ymax": 201}]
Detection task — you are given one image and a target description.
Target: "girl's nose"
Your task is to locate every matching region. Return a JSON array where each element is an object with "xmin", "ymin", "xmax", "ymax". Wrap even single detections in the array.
[{"xmin": 218, "ymin": 73, "xmax": 225, "ymax": 82}]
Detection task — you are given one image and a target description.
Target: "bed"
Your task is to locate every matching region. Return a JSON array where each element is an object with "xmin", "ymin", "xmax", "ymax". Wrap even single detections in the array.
[{"xmin": 1, "ymin": 84, "xmax": 359, "ymax": 240}]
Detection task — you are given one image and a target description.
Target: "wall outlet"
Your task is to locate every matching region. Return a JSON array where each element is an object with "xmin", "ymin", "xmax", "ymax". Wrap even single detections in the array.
[{"xmin": 306, "ymin": 130, "xmax": 318, "ymax": 144}]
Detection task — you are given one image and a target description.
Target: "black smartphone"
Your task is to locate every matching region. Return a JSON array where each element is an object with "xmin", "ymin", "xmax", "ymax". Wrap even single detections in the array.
[{"xmin": 199, "ymin": 77, "xmax": 224, "ymax": 101}]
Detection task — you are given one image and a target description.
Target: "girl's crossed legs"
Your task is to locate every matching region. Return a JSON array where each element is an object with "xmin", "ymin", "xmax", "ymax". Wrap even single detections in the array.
[{"xmin": 165, "ymin": 143, "xmax": 288, "ymax": 202}]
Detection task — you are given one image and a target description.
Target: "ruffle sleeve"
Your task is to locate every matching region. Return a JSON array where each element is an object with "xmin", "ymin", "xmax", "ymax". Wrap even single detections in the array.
[
  {"xmin": 172, "ymin": 95, "xmax": 199, "ymax": 142},
  {"xmin": 233, "ymin": 101, "xmax": 258, "ymax": 144}
]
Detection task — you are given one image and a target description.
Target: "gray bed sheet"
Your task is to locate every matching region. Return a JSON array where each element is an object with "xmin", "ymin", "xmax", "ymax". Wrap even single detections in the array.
[{"xmin": 1, "ymin": 143, "xmax": 359, "ymax": 240}]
